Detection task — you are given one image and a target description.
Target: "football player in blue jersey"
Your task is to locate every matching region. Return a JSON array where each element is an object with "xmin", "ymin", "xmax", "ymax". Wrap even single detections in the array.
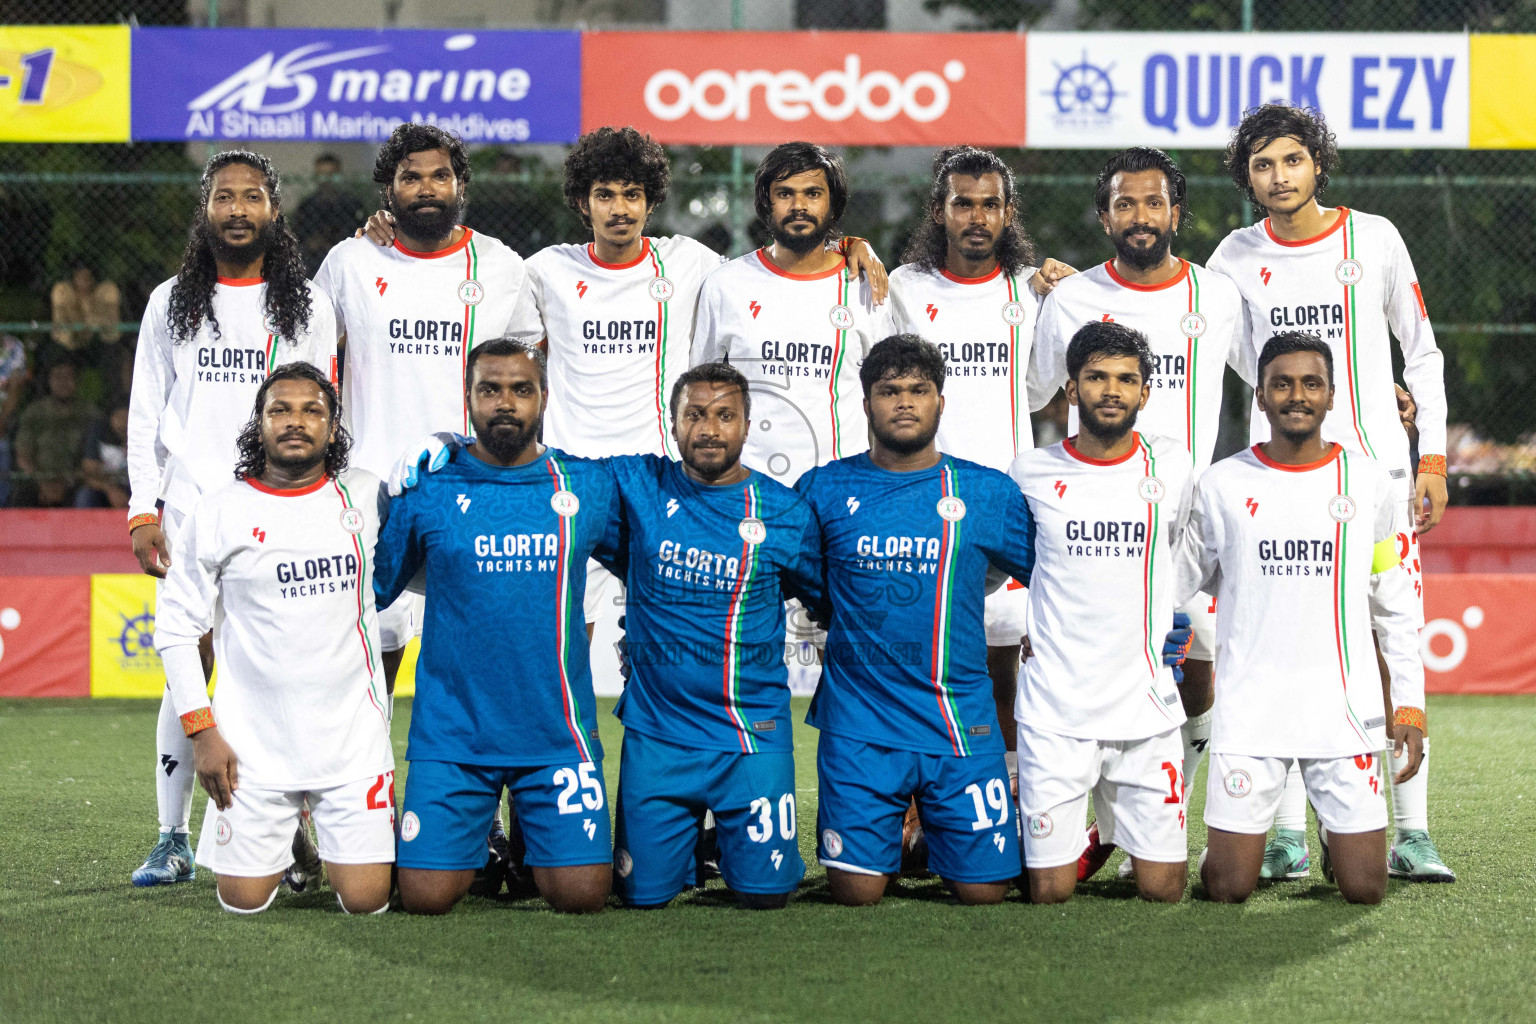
[
  {"xmin": 374, "ymin": 338, "xmax": 620, "ymax": 914},
  {"xmin": 606, "ymin": 362, "xmax": 827, "ymax": 910},
  {"xmin": 795, "ymin": 335, "xmax": 1037, "ymax": 906}
]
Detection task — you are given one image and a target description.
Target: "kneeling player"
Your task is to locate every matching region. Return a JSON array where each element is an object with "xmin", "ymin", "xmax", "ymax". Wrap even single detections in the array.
[
  {"xmin": 1176, "ymin": 334, "xmax": 1425, "ymax": 904},
  {"xmin": 156, "ymin": 364, "xmax": 394, "ymax": 914},
  {"xmin": 374, "ymin": 339, "xmax": 618, "ymax": 915},
  {"xmin": 606, "ymin": 363, "xmax": 825, "ymax": 909},
  {"xmin": 1010, "ymin": 321, "xmax": 1195, "ymax": 903},
  {"xmin": 796, "ymin": 336, "xmax": 1036, "ymax": 906}
]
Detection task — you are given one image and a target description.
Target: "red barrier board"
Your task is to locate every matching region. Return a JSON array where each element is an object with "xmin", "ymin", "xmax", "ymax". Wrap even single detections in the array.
[
  {"xmin": 581, "ymin": 31, "xmax": 1028, "ymax": 146},
  {"xmin": 1423, "ymin": 574, "xmax": 1536, "ymax": 694},
  {"xmin": 0, "ymin": 576, "xmax": 90, "ymax": 696}
]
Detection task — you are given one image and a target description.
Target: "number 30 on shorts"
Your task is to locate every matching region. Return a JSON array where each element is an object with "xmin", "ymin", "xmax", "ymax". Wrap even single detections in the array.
[
  {"xmin": 747, "ymin": 794, "xmax": 797, "ymax": 843},
  {"xmin": 552, "ymin": 763, "xmax": 605, "ymax": 814}
]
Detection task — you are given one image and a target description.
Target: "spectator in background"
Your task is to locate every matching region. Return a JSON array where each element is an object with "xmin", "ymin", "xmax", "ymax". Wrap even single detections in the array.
[
  {"xmin": 13, "ymin": 361, "xmax": 99, "ymax": 508},
  {"xmin": 294, "ymin": 153, "xmax": 366, "ymax": 275},
  {"xmin": 51, "ymin": 264, "xmax": 122, "ymax": 350},
  {"xmin": 75, "ymin": 402, "xmax": 130, "ymax": 508},
  {"xmin": 0, "ymin": 333, "xmax": 28, "ymax": 507}
]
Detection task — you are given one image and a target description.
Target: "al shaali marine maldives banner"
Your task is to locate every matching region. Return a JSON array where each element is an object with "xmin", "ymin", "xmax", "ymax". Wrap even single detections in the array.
[
  {"xmin": 130, "ymin": 28, "xmax": 581, "ymax": 144},
  {"xmin": 1026, "ymin": 32, "xmax": 1470, "ymax": 148}
]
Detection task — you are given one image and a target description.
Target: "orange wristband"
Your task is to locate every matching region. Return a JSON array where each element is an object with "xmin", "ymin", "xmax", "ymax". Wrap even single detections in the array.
[
  {"xmin": 128, "ymin": 513, "xmax": 160, "ymax": 533},
  {"xmin": 180, "ymin": 707, "xmax": 216, "ymax": 737},
  {"xmin": 1394, "ymin": 706, "xmax": 1427, "ymax": 735},
  {"xmin": 1417, "ymin": 455, "xmax": 1446, "ymax": 477}
]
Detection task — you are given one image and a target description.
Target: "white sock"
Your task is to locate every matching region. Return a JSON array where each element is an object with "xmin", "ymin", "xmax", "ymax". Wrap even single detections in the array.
[
  {"xmin": 1390, "ymin": 736, "xmax": 1430, "ymax": 832},
  {"xmin": 1180, "ymin": 710, "xmax": 1212, "ymax": 808},
  {"xmin": 1273, "ymin": 760, "xmax": 1308, "ymax": 833},
  {"xmin": 337, "ymin": 893, "xmax": 390, "ymax": 914},
  {"xmin": 155, "ymin": 687, "xmax": 196, "ymax": 832},
  {"xmin": 218, "ymin": 885, "xmax": 279, "ymax": 915}
]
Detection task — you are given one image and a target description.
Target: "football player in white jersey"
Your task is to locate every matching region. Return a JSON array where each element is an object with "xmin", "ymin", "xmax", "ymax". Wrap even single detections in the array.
[
  {"xmin": 1176, "ymin": 333, "xmax": 1426, "ymax": 904},
  {"xmin": 157, "ymin": 363, "xmax": 394, "ymax": 914},
  {"xmin": 127, "ymin": 151, "xmax": 337, "ymax": 888},
  {"xmin": 1210, "ymin": 104, "xmax": 1453, "ymax": 882},
  {"xmin": 1011, "ymin": 321, "xmax": 1195, "ymax": 904},
  {"xmin": 314, "ymin": 123, "xmax": 542, "ymax": 690},
  {"xmin": 1030, "ymin": 147, "xmax": 1245, "ymax": 879}
]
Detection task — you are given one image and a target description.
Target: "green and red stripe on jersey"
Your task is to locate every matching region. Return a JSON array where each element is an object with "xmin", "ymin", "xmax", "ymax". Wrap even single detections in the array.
[
  {"xmin": 1005, "ymin": 273, "xmax": 1027, "ymax": 456},
  {"xmin": 1136, "ymin": 438, "xmax": 1180, "ymax": 727},
  {"xmin": 646, "ymin": 242, "xmax": 677, "ymax": 459},
  {"xmin": 722, "ymin": 481, "xmax": 764, "ymax": 753},
  {"xmin": 929, "ymin": 461, "xmax": 969, "ymax": 756},
  {"xmin": 1183, "ymin": 262, "xmax": 1201, "ymax": 460},
  {"xmin": 828, "ymin": 268, "xmax": 852, "ymax": 459},
  {"xmin": 1339, "ymin": 211, "xmax": 1377, "ymax": 460},
  {"xmin": 460, "ymin": 236, "xmax": 481, "ymax": 434},
  {"xmin": 330, "ymin": 476, "xmax": 388, "ymax": 728},
  {"xmin": 1331, "ymin": 449, "xmax": 1372, "ymax": 746},
  {"xmin": 544, "ymin": 455, "xmax": 595, "ymax": 763}
]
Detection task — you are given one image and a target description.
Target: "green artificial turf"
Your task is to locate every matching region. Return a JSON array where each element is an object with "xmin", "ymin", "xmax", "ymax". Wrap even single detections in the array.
[{"xmin": 2, "ymin": 696, "xmax": 1530, "ymax": 1023}]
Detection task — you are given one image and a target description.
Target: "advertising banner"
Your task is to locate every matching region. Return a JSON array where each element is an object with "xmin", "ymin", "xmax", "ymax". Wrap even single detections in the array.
[
  {"xmin": 1421, "ymin": 575, "xmax": 1536, "ymax": 695},
  {"xmin": 1469, "ymin": 35, "xmax": 1536, "ymax": 149},
  {"xmin": 1025, "ymin": 32, "xmax": 1469, "ymax": 149},
  {"xmin": 0, "ymin": 576, "xmax": 90, "ymax": 697},
  {"xmin": 89, "ymin": 574, "xmax": 166, "ymax": 698},
  {"xmin": 0, "ymin": 25, "xmax": 129, "ymax": 142},
  {"xmin": 581, "ymin": 31, "xmax": 1028, "ymax": 147},
  {"xmin": 130, "ymin": 27, "xmax": 581, "ymax": 144}
]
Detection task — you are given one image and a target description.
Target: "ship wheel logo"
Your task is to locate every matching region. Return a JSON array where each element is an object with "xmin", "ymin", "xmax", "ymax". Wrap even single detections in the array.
[
  {"xmin": 115, "ymin": 605, "xmax": 157, "ymax": 661},
  {"xmin": 1048, "ymin": 52, "xmax": 1118, "ymax": 115}
]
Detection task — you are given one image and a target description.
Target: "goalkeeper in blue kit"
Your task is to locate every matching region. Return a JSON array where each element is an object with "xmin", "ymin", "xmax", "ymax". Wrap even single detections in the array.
[{"xmin": 796, "ymin": 335, "xmax": 1037, "ymax": 906}]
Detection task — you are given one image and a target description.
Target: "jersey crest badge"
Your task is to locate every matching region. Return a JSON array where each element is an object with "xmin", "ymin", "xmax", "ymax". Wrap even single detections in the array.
[
  {"xmin": 614, "ymin": 849, "xmax": 633, "ymax": 877},
  {"xmin": 1001, "ymin": 301, "xmax": 1026, "ymax": 327},
  {"xmin": 821, "ymin": 829, "xmax": 844, "ymax": 857},
  {"xmin": 339, "ymin": 508, "xmax": 364, "ymax": 534},
  {"xmin": 261, "ymin": 311, "xmax": 281, "ymax": 337},
  {"xmin": 1027, "ymin": 813, "xmax": 1053, "ymax": 839},
  {"xmin": 738, "ymin": 517, "xmax": 767, "ymax": 545},
  {"xmin": 400, "ymin": 811, "xmax": 421, "ymax": 841},
  {"xmin": 936, "ymin": 496, "xmax": 967, "ymax": 522},
  {"xmin": 829, "ymin": 304, "xmax": 854, "ymax": 330},
  {"xmin": 1335, "ymin": 259, "xmax": 1363, "ymax": 287},
  {"xmin": 1328, "ymin": 494, "xmax": 1357, "ymax": 522},
  {"xmin": 458, "ymin": 279, "xmax": 485, "ymax": 306},
  {"xmin": 1138, "ymin": 476, "xmax": 1166, "ymax": 503},
  {"xmin": 551, "ymin": 490, "xmax": 581, "ymax": 517},
  {"xmin": 648, "ymin": 276, "xmax": 674, "ymax": 303},
  {"xmin": 1179, "ymin": 312, "xmax": 1206, "ymax": 338},
  {"xmin": 1223, "ymin": 770, "xmax": 1253, "ymax": 798},
  {"xmin": 215, "ymin": 816, "xmax": 233, "ymax": 845}
]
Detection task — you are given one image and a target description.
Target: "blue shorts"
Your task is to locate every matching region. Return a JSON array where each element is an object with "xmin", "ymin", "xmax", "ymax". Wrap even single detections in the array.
[
  {"xmin": 816, "ymin": 732, "xmax": 1019, "ymax": 883},
  {"xmin": 614, "ymin": 730, "xmax": 805, "ymax": 906},
  {"xmin": 397, "ymin": 759, "xmax": 612, "ymax": 871}
]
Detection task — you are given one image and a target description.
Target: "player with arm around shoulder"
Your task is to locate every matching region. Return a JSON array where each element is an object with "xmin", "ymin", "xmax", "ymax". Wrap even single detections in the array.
[
  {"xmin": 1175, "ymin": 333, "xmax": 1426, "ymax": 905},
  {"xmin": 796, "ymin": 336, "xmax": 1035, "ymax": 907},
  {"xmin": 155, "ymin": 364, "xmax": 393, "ymax": 914}
]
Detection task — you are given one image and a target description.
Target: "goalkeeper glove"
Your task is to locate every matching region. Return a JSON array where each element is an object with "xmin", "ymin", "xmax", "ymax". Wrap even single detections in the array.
[{"xmin": 1162, "ymin": 611, "xmax": 1193, "ymax": 684}]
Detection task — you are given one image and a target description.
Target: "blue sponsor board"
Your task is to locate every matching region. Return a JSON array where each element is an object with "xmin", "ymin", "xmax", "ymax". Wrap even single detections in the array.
[{"xmin": 131, "ymin": 28, "xmax": 581, "ymax": 143}]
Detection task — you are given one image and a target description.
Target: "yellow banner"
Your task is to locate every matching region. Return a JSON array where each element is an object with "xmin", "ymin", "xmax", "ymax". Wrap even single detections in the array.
[
  {"xmin": 1470, "ymin": 35, "xmax": 1536, "ymax": 149},
  {"xmin": 0, "ymin": 25, "xmax": 129, "ymax": 142},
  {"xmin": 90, "ymin": 573, "xmax": 166, "ymax": 698}
]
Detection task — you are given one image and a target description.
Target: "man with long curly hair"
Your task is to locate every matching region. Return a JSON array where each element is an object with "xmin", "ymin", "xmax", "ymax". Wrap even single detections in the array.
[
  {"xmin": 155, "ymin": 362, "xmax": 395, "ymax": 915},
  {"xmin": 126, "ymin": 150, "xmax": 337, "ymax": 888}
]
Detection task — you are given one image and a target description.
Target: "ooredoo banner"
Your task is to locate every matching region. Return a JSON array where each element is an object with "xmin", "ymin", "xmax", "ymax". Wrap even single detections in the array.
[
  {"xmin": 0, "ymin": 576, "xmax": 90, "ymax": 697},
  {"xmin": 1026, "ymin": 32, "xmax": 1470, "ymax": 149},
  {"xmin": 1421, "ymin": 575, "xmax": 1536, "ymax": 695},
  {"xmin": 581, "ymin": 31, "xmax": 1027, "ymax": 147}
]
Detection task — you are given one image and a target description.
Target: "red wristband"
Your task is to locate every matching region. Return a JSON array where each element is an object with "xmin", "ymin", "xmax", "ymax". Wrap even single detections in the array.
[
  {"xmin": 180, "ymin": 707, "xmax": 216, "ymax": 737},
  {"xmin": 128, "ymin": 513, "xmax": 160, "ymax": 534},
  {"xmin": 1417, "ymin": 455, "xmax": 1446, "ymax": 477},
  {"xmin": 1394, "ymin": 706, "xmax": 1427, "ymax": 735}
]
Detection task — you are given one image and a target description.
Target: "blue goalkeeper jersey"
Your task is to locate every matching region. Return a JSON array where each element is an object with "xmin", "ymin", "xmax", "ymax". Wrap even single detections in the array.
[
  {"xmin": 374, "ymin": 443, "xmax": 619, "ymax": 767},
  {"xmin": 796, "ymin": 452, "xmax": 1035, "ymax": 757},
  {"xmin": 607, "ymin": 454, "xmax": 824, "ymax": 754}
]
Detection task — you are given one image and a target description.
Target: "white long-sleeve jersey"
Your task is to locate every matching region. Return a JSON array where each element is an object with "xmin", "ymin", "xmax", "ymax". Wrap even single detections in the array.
[
  {"xmin": 692, "ymin": 250, "xmax": 894, "ymax": 485},
  {"xmin": 1031, "ymin": 259, "xmax": 1244, "ymax": 474},
  {"xmin": 126, "ymin": 277, "xmax": 337, "ymax": 521},
  {"xmin": 155, "ymin": 468, "xmax": 392, "ymax": 789},
  {"xmin": 1010, "ymin": 432, "xmax": 1193, "ymax": 740},
  {"xmin": 1174, "ymin": 443, "xmax": 1426, "ymax": 758},
  {"xmin": 314, "ymin": 230, "xmax": 542, "ymax": 477},
  {"xmin": 889, "ymin": 263, "xmax": 1039, "ymax": 472},
  {"xmin": 1207, "ymin": 207, "xmax": 1446, "ymax": 473},
  {"xmin": 528, "ymin": 236, "xmax": 723, "ymax": 459}
]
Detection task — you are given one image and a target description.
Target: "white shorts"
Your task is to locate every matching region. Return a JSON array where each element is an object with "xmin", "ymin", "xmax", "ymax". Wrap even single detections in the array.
[
  {"xmin": 984, "ymin": 580, "xmax": 1029, "ymax": 647},
  {"xmin": 1016, "ymin": 722, "xmax": 1187, "ymax": 869},
  {"xmin": 378, "ymin": 592, "xmax": 424, "ymax": 652},
  {"xmin": 194, "ymin": 771, "xmax": 398, "ymax": 877},
  {"xmin": 584, "ymin": 558, "xmax": 625, "ymax": 625},
  {"xmin": 1204, "ymin": 751, "xmax": 1388, "ymax": 836},
  {"xmin": 1178, "ymin": 594, "xmax": 1217, "ymax": 663},
  {"xmin": 1390, "ymin": 473, "xmax": 1426, "ymax": 628}
]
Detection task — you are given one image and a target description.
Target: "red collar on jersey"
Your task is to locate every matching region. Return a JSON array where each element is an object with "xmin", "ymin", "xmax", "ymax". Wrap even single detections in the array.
[
  {"xmin": 392, "ymin": 227, "xmax": 475, "ymax": 260},
  {"xmin": 1063, "ymin": 433, "xmax": 1141, "ymax": 466},
  {"xmin": 755, "ymin": 248, "xmax": 846, "ymax": 281},
  {"xmin": 1262, "ymin": 207, "xmax": 1350, "ymax": 248},
  {"xmin": 587, "ymin": 237, "xmax": 652, "ymax": 270},
  {"xmin": 939, "ymin": 265, "xmax": 1002, "ymax": 285},
  {"xmin": 1251, "ymin": 441, "xmax": 1342, "ymax": 472},
  {"xmin": 216, "ymin": 277, "xmax": 263, "ymax": 287},
  {"xmin": 1104, "ymin": 258, "xmax": 1188, "ymax": 292},
  {"xmin": 244, "ymin": 474, "xmax": 333, "ymax": 497}
]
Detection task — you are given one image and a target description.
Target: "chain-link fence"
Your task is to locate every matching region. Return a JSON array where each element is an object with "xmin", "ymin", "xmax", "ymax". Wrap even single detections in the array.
[{"xmin": 3, "ymin": 0, "xmax": 1534, "ymax": 506}]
